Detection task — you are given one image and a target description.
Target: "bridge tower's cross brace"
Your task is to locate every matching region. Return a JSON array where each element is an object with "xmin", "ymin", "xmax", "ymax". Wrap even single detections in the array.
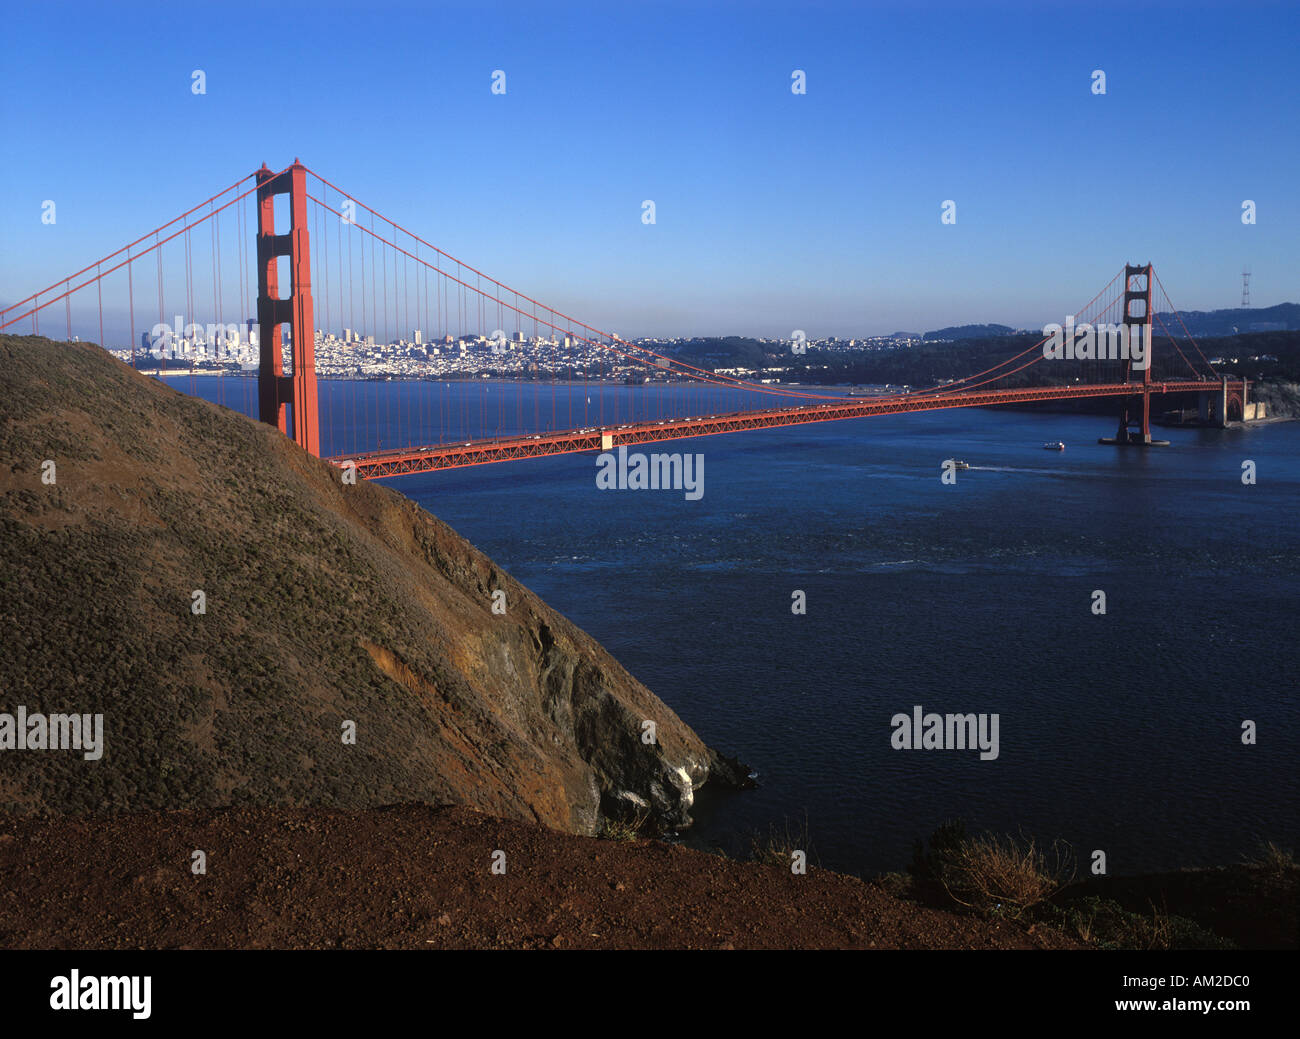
[{"xmin": 255, "ymin": 160, "xmax": 319, "ymax": 456}]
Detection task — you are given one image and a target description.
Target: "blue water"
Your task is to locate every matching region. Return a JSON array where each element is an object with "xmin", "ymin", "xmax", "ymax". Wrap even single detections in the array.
[
  {"xmin": 183, "ymin": 376, "xmax": 1300, "ymax": 876},
  {"xmin": 169, "ymin": 372, "xmax": 826, "ymax": 459}
]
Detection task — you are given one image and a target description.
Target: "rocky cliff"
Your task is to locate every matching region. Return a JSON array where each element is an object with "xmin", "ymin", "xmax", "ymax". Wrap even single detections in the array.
[{"xmin": 0, "ymin": 335, "xmax": 746, "ymax": 832}]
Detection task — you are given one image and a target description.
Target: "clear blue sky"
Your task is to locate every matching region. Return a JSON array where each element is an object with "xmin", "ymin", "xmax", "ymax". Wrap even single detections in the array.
[{"xmin": 2, "ymin": 0, "xmax": 1296, "ymax": 339}]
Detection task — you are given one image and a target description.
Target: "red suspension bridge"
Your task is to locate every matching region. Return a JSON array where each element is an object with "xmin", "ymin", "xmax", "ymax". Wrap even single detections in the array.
[{"xmin": 1, "ymin": 160, "xmax": 1248, "ymax": 478}]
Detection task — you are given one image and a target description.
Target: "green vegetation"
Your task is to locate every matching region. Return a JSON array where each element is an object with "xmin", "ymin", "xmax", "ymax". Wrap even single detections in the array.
[
  {"xmin": 1049, "ymin": 895, "xmax": 1233, "ymax": 951},
  {"xmin": 670, "ymin": 336, "xmax": 769, "ymax": 368}
]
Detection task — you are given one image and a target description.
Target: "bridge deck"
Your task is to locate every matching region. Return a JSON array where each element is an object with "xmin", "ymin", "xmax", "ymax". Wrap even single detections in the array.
[{"xmin": 335, "ymin": 379, "xmax": 1237, "ymax": 478}]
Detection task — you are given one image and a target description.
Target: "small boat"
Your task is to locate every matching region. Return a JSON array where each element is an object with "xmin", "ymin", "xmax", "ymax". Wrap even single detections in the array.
[
  {"xmin": 952, "ymin": 459, "xmax": 970, "ymax": 470},
  {"xmin": 1043, "ymin": 441, "xmax": 1065, "ymax": 451}
]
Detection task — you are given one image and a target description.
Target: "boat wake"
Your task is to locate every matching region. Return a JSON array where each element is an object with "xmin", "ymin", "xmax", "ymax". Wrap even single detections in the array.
[{"xmin": 967, "ymin": 465, "xmax": 1071, "ymax": 476}]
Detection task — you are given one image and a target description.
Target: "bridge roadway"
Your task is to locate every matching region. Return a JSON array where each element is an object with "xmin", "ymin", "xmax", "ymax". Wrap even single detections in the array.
[{"xmin": 335, "ymin": 379, "xmax": 1239, "ymax": 478}]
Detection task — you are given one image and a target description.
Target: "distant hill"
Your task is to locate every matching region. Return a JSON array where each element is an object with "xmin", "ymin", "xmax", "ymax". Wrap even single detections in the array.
[
  {"xmin": 915, "ymin": 306, "xmax": 1299, "ymax": 343},
  {"xmin": 923, "ymin": 323, "xmax": 1015, "ymax": 341},
  {"xmin": 669, "ymin": 336, "xmax": 768, "ymax": 366},
  {"xmin": 1151, "ymin": 303, "xmax": 1299, "ymax": 337},
  {"xmin": 0, "ymin": 335, "xmax": 744, "ymax": 830}
]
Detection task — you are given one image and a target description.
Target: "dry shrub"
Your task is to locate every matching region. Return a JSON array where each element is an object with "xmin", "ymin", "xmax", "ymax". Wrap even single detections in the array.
[
  {"xmin": 939, "ymin": 832, "xmax": 1075, "ymax": 919},
  {"xmin": 1246, "ymin": 840, "xmax": 1296, "ymax": 874}
]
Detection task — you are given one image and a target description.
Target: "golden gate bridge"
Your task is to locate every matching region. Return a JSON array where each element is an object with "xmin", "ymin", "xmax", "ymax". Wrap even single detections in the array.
[{"xmin": 0, "ymin": 160, "xmax": 1248, "ymax": 478}]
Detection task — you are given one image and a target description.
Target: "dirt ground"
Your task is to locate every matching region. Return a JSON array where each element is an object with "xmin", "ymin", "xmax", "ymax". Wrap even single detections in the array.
[{"xmin": 0, "ymin": 804, "xmax": 1082, "ymax": 950}]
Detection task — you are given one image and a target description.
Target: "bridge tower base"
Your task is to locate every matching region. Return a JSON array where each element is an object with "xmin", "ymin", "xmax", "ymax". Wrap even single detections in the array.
[{"xmin": 255, "ymin": 160, "xmax": 319, "ymax": 457}]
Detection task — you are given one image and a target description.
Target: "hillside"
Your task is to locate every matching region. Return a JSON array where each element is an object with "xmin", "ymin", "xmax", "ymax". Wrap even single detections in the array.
[
  {"xmin": 777, "ymin": 329, "xmax": 1300, "ymax": 400},
  {"xmin": 922, "ymin": 323, "xmax": 1015, "ymax": 341},
  {"xmin": 0, "ymin": 335, "xmax": 746, "ymax": 832},
  {"xmin": 1151, "ymin": 302, "xmax": 1299, "ymax": 337}
]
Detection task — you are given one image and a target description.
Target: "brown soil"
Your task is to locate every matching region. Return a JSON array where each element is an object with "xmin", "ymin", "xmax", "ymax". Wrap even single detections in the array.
[
  {"xmin": 0, "ymin": 335, "xmax": 745, "ymax": 832},
  {"xmin": 0, "ymin": 804, "xmax": 1083, "ymax": 950}
]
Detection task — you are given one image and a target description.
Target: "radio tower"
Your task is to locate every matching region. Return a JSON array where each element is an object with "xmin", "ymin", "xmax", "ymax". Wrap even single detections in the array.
[{"xmin": 1242, "ymin": 267, "xmax": 1251, "ymax": 307}]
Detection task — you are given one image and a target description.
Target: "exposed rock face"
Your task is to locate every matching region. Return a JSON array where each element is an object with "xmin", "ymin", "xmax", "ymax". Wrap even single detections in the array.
[{"xmin": 0, "ymin": 336, "xmax": 746, "ymax": 833}]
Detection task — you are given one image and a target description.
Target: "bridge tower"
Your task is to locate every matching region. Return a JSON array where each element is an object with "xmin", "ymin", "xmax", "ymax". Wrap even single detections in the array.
[
  {"xmin": 1104, "ymin": 262, "xmax": 1168, "ymax": 446},
  {"xmin": 254, "ymin": 160, "xmax": 319, "ymax": 456}
]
